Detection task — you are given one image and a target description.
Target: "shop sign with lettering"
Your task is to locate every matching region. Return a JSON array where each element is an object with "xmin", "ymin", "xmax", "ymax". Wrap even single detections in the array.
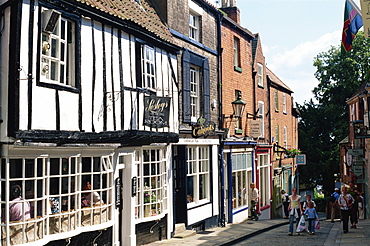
[
  {"xmin": 192, "ymin": 117, "xmax": 216, "ymax": 138},
  {"xmin": 143, "ymin": 96, "xmax": 171, "ymax": 128},
  {"xmin": 348, "ymin": 149, "xmax": 364, "ymax": 156}
]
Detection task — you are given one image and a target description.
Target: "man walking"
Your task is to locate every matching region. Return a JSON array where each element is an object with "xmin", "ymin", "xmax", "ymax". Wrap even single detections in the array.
[{"xmin": 330, "ymin": 188, "xmax": 340, "ymax": 223}]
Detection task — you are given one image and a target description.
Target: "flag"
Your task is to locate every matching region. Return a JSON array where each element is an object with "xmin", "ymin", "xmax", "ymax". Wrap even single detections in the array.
[{"xmin": 341, "ymin": 0, "xmax": 363, "ymax": 53}]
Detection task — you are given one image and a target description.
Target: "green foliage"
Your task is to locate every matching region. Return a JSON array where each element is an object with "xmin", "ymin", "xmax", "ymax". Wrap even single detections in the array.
[{"xmin": 298, "ymin": 32, "xmax": 370, "ymax": 194}]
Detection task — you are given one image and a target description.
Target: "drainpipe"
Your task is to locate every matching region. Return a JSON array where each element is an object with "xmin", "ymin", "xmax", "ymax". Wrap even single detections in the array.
[{"xmin": 217, "ymin": 12, "xmax": 225, "ymax": 227}]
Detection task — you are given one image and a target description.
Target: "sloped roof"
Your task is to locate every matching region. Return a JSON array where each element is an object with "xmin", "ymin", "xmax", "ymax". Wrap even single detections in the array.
[
  {"xmin": 266, "ymin": 67, "xmax": 293, "ymax": 93},
  {"xmin": 346, "ymin": 81, "xmax": 368, "ymax": 103},
  {"xmin": 75, "ymin": 0, "xmax": 174, "ymax": 43}
]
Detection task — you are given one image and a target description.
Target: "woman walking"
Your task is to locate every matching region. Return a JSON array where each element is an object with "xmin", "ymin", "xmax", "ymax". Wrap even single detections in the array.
[
  {"xmin": 288, "ymin": 187, "xmax": 301, "ymax": 236},
  {"xmin": 338, "ymin": 186, "xmax": 354, "ymax": 233}
]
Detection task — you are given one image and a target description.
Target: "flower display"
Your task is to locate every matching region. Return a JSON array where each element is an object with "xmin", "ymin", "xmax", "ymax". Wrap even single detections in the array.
[
  {"xmin": 143, "ymin": 184, "xmax": 156, "ymax": 204},
  {"xmin": 285, "ymin": 148, "xmax": 302, "ymax": 157}
]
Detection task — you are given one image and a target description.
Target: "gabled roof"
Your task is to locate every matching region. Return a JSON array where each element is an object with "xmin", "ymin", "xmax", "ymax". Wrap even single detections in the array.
[
  {"xmin": 346, "ymin": 81, "xmax": 368, "ymax": 103},
  {"xmin": 266, "ymin": 67, "xmax": 293, "ymax": 93},
  {"xmin": 75, "ymin": 0, "xmax": 174, "ymax": 43},
  {"xmin": 251, "ymin": 33, "xmax": 259, "ymax": 62}
]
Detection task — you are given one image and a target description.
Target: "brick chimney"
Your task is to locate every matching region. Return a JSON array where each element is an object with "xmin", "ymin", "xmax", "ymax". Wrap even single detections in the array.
[
  {"xmin": 220, "ymin": 6, "xmax": 240, "ymax": 25},
  {"xmin": 220, "ymin": 0, "xmax": 240, "ymax": 25}
]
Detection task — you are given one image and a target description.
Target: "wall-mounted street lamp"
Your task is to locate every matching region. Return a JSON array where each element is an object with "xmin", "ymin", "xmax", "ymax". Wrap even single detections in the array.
[{"xmin": 223, "ymin": 92, "xmax": 246, "ymax": 120}]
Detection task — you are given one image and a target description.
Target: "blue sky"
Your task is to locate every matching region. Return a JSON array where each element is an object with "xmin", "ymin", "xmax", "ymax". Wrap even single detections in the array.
[{"xmin": 212, "ymin": 0, "xmax": 361, "ymax": 105}]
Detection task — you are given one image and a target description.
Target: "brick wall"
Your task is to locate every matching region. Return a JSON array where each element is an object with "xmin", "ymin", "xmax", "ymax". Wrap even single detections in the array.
[
  {"xmin": 221, "ymin": 20, "xmax": 254, "ymax": 137},
  {"xmin": 253, "ymin": 36, "xmax": 270, "ymax": 143}
]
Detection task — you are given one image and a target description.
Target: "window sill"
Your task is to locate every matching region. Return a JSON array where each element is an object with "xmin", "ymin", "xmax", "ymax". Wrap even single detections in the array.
[
  {"xmin": 283, "ymin": 112, "xmax": 288, "ymax": 115},
  {"xmin": 37, "ymin": 81, "xmax": 79, "ymax": 93},
  {"xmin": 234, "ymin": 66, "xmax": 243, "ymax": 73},
  {"xmin": 235, "ymin": 129, "xmax": 243, "ymax": 135},
  {"xmin": 257, "ymin": 85, "xmax": 264, "ymax": 89}
]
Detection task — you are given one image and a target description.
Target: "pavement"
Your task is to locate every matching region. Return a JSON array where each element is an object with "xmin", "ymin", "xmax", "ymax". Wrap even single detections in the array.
[{"xmin": 144, "ymin": 214, "xmax": 370, "ymax": 246}]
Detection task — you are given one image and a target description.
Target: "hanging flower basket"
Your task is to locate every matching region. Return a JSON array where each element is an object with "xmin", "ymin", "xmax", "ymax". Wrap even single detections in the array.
[{"xmin": 285, "ymin": 148, "xmax": 302, "ymax": 158}]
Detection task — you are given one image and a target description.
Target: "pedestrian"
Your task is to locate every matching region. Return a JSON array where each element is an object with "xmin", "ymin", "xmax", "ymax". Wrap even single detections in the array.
[
  {"xmin": 250, "ymin": 183, "xmax": 259, "ymax": 220},
  {"xmin": 349, "ymin": 187, "xmax": 359, "ymax": 228},
  {"xmin": 330, "ymin": 188, "xmax": 341, "ymax": 223},
  {"xmin": 338, "ymin": 186, "xmax": 354, "ymax": 233},
  {"xmin": 304, "ymin": 201, "xmax": 319, "ymax": 235},
  {"xmin": 281, "ymin": 190, "xmax": 289, "ymax": 219},
  {"xmin": 302, "ymin": 194, "xmax": 316, "ymax": 211},
  {"xmin": 288, "ymin": 187, "xmax": 301, "ymax": 236},
  {"xmin": 358, "ymin": 192, "xmax": 364, "ymax": 220}
]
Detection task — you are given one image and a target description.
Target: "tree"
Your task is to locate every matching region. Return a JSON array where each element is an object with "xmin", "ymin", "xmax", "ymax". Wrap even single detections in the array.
[{"xmin": 298, "ymin": 31, "xmax": 370, "ymax": 193}]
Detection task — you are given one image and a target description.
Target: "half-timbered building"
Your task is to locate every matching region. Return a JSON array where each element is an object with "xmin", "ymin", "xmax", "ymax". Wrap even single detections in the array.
[{"xmin": 0, "ymin": 0, "xmax": 179, "ymax": 245}]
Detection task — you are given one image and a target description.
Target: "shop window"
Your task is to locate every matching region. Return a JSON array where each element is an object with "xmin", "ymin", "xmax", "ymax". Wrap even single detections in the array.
[
  {"xmin": 187, "ymin": 146, "xmax": 210, "ymax": 208},
  {"xmin": 231, "ymin": 153, "xmax": 252, "ymax": 210},
  {"xmin": 136, "ymin": 148, "xmax": 167, "ymax": 219},
  {"xmin": 0, "ymin": 155, "xmax": 113, "ymax": 245},
  {"xmin": 258, "ymin": 154, "xmax": 270, "ymax": 207}
]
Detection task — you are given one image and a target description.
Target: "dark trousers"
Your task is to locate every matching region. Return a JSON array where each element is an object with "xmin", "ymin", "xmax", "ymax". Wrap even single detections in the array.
[
  {"xmin": 283, "ymin": 202, "xmax": 289, "ymax": 217},
  {"xmin": 350, "ymin": 208, "xmax": 358, "ymax": 225},
  {"xmin": 341, "ymin": 209, "xmax": 350, "ymax": 232},
  {"xmin": 251, "ymin": 200, "xmax": 257, "ymax": 217}
]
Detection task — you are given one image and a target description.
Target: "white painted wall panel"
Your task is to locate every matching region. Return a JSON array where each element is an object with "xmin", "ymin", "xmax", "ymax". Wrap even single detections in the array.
[
  {"xmin": 18, "ymin": 4, "xmax": 31, "ymax": 130},
  {"xmin": 81, "ymin": 18, "xmax": 94, "ymax": 132},
  {"xmin": 92, "ymin": 21, "xmax": 104, "ymax": 132},
  {"xmin": 187, "ymin": 203, "xmax": 213, "ymax": 225},
  {"xmin": 31, "ymin": 86, "xmax": 56, "ymax": 130},
  {"xmin": 59, "ymin": 91, "xmax": 79, "ymax": 130}
]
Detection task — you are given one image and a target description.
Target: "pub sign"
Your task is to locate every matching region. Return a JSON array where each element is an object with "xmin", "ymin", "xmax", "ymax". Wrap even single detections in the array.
[{"xmin": 144, "ymin": 96, "xmax": 171, "ymax": 128}]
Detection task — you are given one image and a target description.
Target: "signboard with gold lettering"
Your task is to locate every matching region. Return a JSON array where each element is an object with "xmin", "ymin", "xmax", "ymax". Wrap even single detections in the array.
[
  {"xmin": 192, "ymin": 117, "xmax": 216, "ymax": 138},
  {"xmin": 144, "ymin": 96, "xmax": 171, "ymax": 128}
]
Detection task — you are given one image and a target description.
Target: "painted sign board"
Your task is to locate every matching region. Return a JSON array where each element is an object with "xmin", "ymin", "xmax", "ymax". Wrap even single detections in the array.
[{"xmin": 296, "ymin": 154, "xmax": 306, "ymax": 165}]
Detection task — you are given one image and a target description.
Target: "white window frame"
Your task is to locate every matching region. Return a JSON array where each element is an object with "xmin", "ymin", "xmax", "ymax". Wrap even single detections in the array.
[
  {"xmin": 40, "ymin": 8, "xmax": 75, "ymax": 87},
  {"xmin": 142, "ymin": 45, "xmax": 156, "ymax": 90},
  {"xmin": 234, "ymin": 37, "xmax": 240, "ymax": 68},
  {"xmin": 284, "ymin": 125, "xmax": 288, "ymax": 149},
  {"xmin": 0, "ymin": 155, "xmax": 113, "ymax": 245},
  {"xmin": 274, "ymin": 90, "xmax": 279, "ymax": 112},
  {"xmin": 187, "ymin": 146, "xmax": 210, "ymax": 208},
  {"xmin": 190, "ymin": 66, "xmax": 200, "ymax": 122},
  {"xmin": 283, "ymin": 93, "xmax": 287, "ymax": 113},
  {"xmin": 189, "ymin": 12, "xmax": 199, "ymax": 41},
  {"xmin": 258, "ymin": 101, "xmax": 264, "ymax": 137},
  {"xmin": 258, "ymin": 154, "xmax": 270, "ymax": 207},
  {"xmin": 231, "ymin": 153, "xmax": 252, "ymax": 211},
  {"xmin": 275, "ymin": 124, "xmax": 279, "ymax": 144},
  {"xmin": 135, "ymin": 148, "xmax": 167, "ymax": 219},
  {"xmin": 257, "ymin": 63, "xmax": 263, "ymax": 87}
]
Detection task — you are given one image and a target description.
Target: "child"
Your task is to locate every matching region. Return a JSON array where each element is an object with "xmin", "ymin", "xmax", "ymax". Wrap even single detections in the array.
[{"xmin": 304, "ymin": 201, "xmax": 318, "ymax": 235}]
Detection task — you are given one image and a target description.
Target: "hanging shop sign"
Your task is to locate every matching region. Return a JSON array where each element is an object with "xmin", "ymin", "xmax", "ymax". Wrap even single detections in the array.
[
  {"xmin": 132, "ymin": 176, "xmax": 137, "ymax": 197},
  {"xmin": 250, "ymin": 120, "xmax": 261, "ymax": 138},
  {"xmin": 352, "ymin": 165, "xmax": 363, "ymax": 176},
  {"xmin": 192, "ymin": 117, "xmax": 216, "ymax": 138},
  {"xmin": 295, "ymin": 154, "xmax": 306, "ymax": 165},
  {"xmin": 143, "ymin": 96, "xmax": 171, "ymax": 128},
  {"xmin": 348, "ymin": 149, "xmax": 364, "ymax": 156}
]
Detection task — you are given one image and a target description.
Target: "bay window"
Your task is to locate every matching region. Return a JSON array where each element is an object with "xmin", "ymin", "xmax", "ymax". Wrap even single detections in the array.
[
  {"xmin": 0, "ymin": 155, "xmax": 113, "ymax": 245},
  {"xmin": 136, "ymin": 148, "xmax": 168, "ymax": 219}
]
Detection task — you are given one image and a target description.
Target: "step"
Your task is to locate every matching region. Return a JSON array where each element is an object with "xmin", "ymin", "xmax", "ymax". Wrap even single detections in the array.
[
  {"xmin": 174, "ymin": 223, "xmax": 186, "ymax": 235},
  {"xmin": 173, "ymin": 229, "xmax": 196, "ymax": 238}
]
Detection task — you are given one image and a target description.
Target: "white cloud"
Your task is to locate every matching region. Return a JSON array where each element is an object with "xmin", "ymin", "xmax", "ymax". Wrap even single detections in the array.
[
  {"xmin": 265, "ymin": 30, "xmax": 342, "ymax": 104},
  {"xmin": 269, "ymin": 30, "xmax": 341, "ymax": 69}
]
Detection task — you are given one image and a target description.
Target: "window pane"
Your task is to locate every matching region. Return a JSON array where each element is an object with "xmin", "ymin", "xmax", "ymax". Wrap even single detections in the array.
[
  {"xmin": 10, "ymin": 159, "xmax": 22, "ymax": 178},
  {"xmin": 50, "ymin": 158, "xmax": 60, "ymax": 175},
  {"xmin": 50, "ymin": 61, "xmax": 57, "ymax": 81}
]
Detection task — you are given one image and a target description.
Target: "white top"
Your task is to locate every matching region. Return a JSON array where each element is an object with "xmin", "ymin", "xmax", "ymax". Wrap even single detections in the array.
[{"xmin": 251, "ymin": 188, "xmax": 259, "ymax": 202}]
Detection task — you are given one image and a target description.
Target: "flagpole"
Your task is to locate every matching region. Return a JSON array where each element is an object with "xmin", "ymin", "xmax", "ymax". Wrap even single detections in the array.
[{"xmin": 348, "ymin": 0, "xmax": 362, "ymax": 16}]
